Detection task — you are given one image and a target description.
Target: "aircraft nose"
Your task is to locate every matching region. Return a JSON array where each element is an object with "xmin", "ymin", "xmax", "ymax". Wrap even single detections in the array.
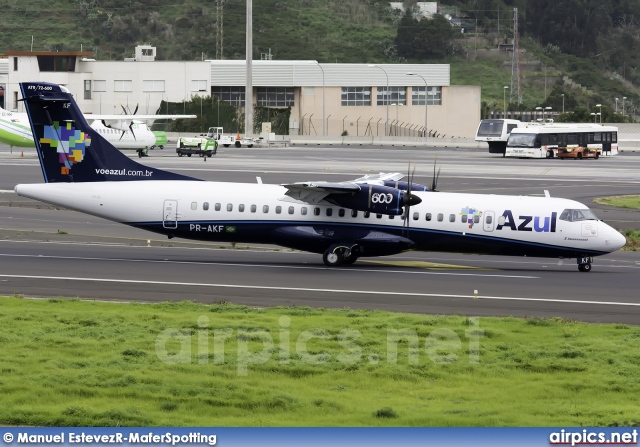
[
  {"xmin": 613, "ymin": 230, "xmax": 627, "ymax": 251},
  {"xmin": 606, "ymin": 227, "xmax": 627, "ymax": 251}
]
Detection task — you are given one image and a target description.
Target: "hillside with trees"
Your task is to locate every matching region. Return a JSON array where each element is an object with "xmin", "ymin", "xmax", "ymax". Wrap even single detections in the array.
[{"xmin": 1, "ymin": 0, "xmax": 638, "ymax": 120}]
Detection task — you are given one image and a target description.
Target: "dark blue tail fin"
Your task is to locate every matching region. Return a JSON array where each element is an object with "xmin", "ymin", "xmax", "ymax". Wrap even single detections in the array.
[{"xmin": 20, "ymin": 82, "xmax": 198, "ymax": 183}]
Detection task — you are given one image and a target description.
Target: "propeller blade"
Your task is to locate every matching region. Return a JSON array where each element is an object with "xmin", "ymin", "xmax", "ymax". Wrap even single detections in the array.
[
  {"xmin": 119, "ymin": 130, "xmax": 125, "ymax": 140},
  {"xmin": 431, "ymin": 157, "xmax": 439, "ymax": 192},
  {"xmin": 129, "ymin": 122, "xmax": 136, "ymax": 140},
  {"xmin": 133, "ymin": 103, "xmax": 139, "ymax": 115},
  {"xmin": 120, "ymin": 103, "xmax": 127, "ymax": 115}
]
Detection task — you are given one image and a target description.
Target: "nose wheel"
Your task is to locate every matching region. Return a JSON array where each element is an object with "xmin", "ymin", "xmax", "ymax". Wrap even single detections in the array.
[
  {"xmin": 577, "ymin": 256, "xmax": 593, "ymax": 272},
  {"xmin": 578, "ymin": 263, "xmax": 592, "ymax": 272}
]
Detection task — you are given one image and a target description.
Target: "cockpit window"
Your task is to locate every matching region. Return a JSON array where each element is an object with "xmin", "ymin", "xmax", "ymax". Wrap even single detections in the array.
[
  {"xmin": 507, "ymin": 133, "xmax": 540, "ymax": 148},
  {"xmin": 559, "ymin": 209, "xmax": 598, "ymax": 222}
]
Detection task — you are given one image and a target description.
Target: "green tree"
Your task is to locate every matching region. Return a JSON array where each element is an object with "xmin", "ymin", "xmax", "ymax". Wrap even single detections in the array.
[{"xmin": 395, "ymin": 11, "xmax": 457, "ymax": 59}]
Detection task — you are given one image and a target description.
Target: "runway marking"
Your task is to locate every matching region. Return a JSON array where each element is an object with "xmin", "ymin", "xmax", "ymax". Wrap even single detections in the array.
[
  {"xmin": 364, "ymin": 260, "xmax": 489, "ymax": 270},
  {"xmin": 0, "ymin": 253, "xmax": 536, "ymax": 279},
  {"xmin": 0, "ymin": 274, "xmax": 638, "ymax": 307}
]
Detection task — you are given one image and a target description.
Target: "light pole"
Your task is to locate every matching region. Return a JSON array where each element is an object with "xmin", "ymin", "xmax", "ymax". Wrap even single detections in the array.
[
  {"xmin": 596, "ymin": 104, "xmax": 602, "ymax": 123},
  {"xmin": 245, "ymin": 0, "xmax": 253, "ymax": 137},
  {"xmin": 406, "ymin": 72, "xmax": 428, "ymax": 141},
  {"xmin": 503, "ymin": 86, "xmax": 509, "ymax": 117},
  {"xmin": 369, "ymin": 64, "xmax": 389, "ymax": 137},
  {"xmin": 623, "ymin": 97, "xmax": 627, "ymax": 117},
  {"xmin": 561, "ymin": 94, "xmax": 565, "ymax": 113},
  {"xmin": 309, "ymin": 61, "xmax": 326, "ymax": 136},
  {"xmin": 615, "ymin": 97, "xmax": 619, "ymax": 113}
]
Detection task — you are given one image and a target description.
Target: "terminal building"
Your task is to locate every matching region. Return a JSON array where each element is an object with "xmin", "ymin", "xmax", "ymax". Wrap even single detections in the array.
[{"xmin": 0, "ymin": 45, "xmax": 480, "ymax": 138}]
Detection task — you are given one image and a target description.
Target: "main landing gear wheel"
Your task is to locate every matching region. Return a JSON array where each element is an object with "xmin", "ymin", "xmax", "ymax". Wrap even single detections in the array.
[
  {"xmin": 578, "ymin": 263, "xmax": 592, "ymax": 272},
  {"xmin": 342, "ymin": 255, "xmax": 358, "ymax": 265},
  {"xmin": 323, "ymin": 249, "xmax": 343, "ymax": 266}
]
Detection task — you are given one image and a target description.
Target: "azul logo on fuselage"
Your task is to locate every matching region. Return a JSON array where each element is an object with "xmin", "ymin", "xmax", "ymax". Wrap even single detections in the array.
[{"xmin": 496, "ymin": 210, "xmax": 557, "ymax": 233}]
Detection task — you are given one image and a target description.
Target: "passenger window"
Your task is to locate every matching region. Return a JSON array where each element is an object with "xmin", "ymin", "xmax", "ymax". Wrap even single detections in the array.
[
  {"xmin": 437, "ymin": 213, "xmax": 443, "ymax": 222},
  {"xmin": 351, "ymin": 209, "xmax": 358, "ymax": 218},
  {"xmin": 474, "ymin": 215, "xmax": 480, "ymax": 224},
  {"xmin": 276, "ymin": 206, "xmax": 282, "ymax": 214},
  {"xmin": 389, "ymin": 215, "xmax": 394, "ymax": 219},
  {"xmin": 498, "ymin": 215, "xmax": 506, "ymax": 225},
  {"xmin": 486, "ymin": 215, "xmax": 493, "ymax": 224},
  {"xmin": 288, "ymin": 206, "xmax": 294, "ymax": 215},
  {"xmin": 338, "ymin": 209, "xmax": 345, "ymax": 217},
  {"xmin": 239, "ymin": 204, "xmax": 245, "ymax": 212},
  {"xmin": 215, "ymin": 203, "xmax": 221, "ymax": 211},
  {"xmin": 301, "ymin": 207, "xmax": 308, "ymax": 215},
  {"xmin": 326, "ymin": 208, "xmax": 333, "ymax": 217},
  {"xmin": 461, "ymin": 214, "xmax": 467, "ymax": 222},
  {"xmin": 227, "ymin": 203, "xmax": 233, "ymax": 212},
  {"xmin": 263, "ymin": 205, "xmax": 269, "ymax": 213},
  {"xmin": 203, "ymin": 202, "xmax": 209, "ymax": 211},
  {"xmin": 449, "ymin": 214, "xmax": 455, "ymax": 222},
  {"xmin": 426, "ymin": 213, "xmax": 432, "ymax": 221},
  {"xmin": 364, "ymin": 211, "xmax": 370, "ymax": 218},
  {"xmin": 376, "ymin": 214, "xmax": 382, "ymax": 219},
  {"xmin": 413, "ymin": 212, "xmax": 419, "ymax": 220},
  {"xmin": 191, "ymin": 202, "xmax": 197, "ymax": 210},
  {"xmin": 314, "ymin": 207, "xmax": 320, "ymax": 216},
  {"xmin": 250, "ymin": 204, "xmax": 257, "ymax": 213}
]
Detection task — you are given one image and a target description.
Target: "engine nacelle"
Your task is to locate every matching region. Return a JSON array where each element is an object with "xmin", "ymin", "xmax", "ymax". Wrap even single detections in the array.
[{"xmin": 326, "ymin": 184, "xmax": 421, "ymax": 215}]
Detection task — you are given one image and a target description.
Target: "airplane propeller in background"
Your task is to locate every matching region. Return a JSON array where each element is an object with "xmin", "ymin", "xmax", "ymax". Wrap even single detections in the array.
[{"xmin": 119, "ymin": 103, "xmax": 140, "ymax": 140}]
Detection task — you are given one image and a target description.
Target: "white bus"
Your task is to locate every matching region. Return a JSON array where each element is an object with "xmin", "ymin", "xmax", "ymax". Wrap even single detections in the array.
[
  {"xmin": 505, "ymin": 124, "xmax": 618, "ymax": 159},
  {"xmin": 475, "ymin": 119, "xmax": 524, "ymax": 156}
]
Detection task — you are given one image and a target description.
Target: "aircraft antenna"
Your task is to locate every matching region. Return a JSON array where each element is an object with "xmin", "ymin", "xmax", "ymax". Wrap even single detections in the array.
[
  {"xmin": 216, "ymin": 0, "xmax": 225, "ymax": 60},
  {"xmin": 509, "ymin": 7, "xmax": 522, "ymax": 104}
]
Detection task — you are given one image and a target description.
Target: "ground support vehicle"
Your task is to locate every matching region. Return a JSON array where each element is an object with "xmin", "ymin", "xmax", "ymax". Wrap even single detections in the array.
[
  {"xmin": 176, "ymin": 136, "xmax": 217, "ymax": 157},
  {"xmin": 207, "ymin": 127, "xmax": 259, "ymax": 148}
]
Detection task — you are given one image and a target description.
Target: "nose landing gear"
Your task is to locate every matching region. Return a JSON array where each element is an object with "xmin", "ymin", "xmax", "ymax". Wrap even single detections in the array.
[{"xmin": 577, "ymin": 256, "xmax": 593, "ymax": 272}]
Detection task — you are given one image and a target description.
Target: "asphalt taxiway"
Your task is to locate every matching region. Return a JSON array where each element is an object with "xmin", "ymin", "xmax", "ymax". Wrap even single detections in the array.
[{"xmin": 1, "ymin": 143, "xmax": 639, "ymax": 323}]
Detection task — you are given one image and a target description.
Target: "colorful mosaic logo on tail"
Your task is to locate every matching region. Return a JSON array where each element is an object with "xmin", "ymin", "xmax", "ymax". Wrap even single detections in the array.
[{"xmin": 40, "ymin": 121, "xmax": 92, "ymax": 175}]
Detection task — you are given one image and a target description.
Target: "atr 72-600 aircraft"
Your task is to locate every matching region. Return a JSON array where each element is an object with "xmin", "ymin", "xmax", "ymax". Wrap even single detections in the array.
[
  {"xmin": 15, "ymin": 82, "xmax": 626, "ymax": 272},
  {"xmin": 0, "ymin": 105, "xmax": 194, "ymax": 156}
]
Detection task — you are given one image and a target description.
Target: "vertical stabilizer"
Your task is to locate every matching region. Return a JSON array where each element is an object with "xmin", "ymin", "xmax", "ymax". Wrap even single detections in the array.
[{"xmin": 19, "ymin": 82, "xmax": 198, "ymax": 183}]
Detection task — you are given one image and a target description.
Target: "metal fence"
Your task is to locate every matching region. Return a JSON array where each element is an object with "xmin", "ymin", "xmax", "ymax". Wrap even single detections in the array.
[{"xmin": 299, "ymin": 117, "xmax": 443, "ymax": 138}]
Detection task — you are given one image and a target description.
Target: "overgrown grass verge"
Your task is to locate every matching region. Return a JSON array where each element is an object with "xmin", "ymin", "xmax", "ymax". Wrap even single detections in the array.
[{"xmin": 0, "ymin": 297, "xmax": 639, "ymax": 426}]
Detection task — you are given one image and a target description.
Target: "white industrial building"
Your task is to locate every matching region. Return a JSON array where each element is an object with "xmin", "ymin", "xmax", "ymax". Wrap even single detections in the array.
[{"xmin": 1, "ymin": 45, "xmax": 480, "ymax": 138}]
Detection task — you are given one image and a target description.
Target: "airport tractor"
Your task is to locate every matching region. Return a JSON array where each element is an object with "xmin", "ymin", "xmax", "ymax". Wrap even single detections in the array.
[{"xmin": 206, "ymin": 127, "xmax": 260, "ymax": 148}]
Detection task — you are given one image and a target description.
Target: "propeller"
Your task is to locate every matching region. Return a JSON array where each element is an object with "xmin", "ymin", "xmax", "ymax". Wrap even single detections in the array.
[
  {"xmin": 431, "ymin": 156, "xmax": 441, "ymax": 192},
  {"xmin": 402, "ymin": 162, "xmax": 419, "ymax": 237},
  {"xmin": 118, "ymin": 103, "xmax": 139, "ymax": 140}
]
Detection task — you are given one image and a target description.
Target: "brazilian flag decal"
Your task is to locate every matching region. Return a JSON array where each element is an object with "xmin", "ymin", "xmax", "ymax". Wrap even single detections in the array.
[{"xmin": 226, "ymin": 226, "xmax": 236, "ymax": 233}]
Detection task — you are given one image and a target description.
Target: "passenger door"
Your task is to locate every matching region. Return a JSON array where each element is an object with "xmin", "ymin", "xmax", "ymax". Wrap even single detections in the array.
[
  {"xmin": 163, "ymin": 200, "xmax": 178, "ymax": 229},
  {"xmin": 483, "ymin": 211, "xmax": 495, "ymax": 232}
]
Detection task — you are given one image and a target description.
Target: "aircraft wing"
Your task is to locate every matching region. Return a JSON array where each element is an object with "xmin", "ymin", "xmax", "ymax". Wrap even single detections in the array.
[
  {"xmin": 353, "ymin": 172, "xmax": 404, "ymax": 183},
  {"xmin": 282, "ymin": 181, "xmax": 361, "ymax": 204}
]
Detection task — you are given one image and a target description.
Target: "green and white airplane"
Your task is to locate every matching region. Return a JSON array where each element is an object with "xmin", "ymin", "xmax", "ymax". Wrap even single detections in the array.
[{"xmin": 0, "ymin": 106, "xmax": 194, "ymax": 156}]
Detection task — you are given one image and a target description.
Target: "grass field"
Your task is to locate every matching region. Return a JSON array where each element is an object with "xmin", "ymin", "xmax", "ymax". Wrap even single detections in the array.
[{"xmin": 1, "ymin": 297, "xmax": 639, "ymax": 427}]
